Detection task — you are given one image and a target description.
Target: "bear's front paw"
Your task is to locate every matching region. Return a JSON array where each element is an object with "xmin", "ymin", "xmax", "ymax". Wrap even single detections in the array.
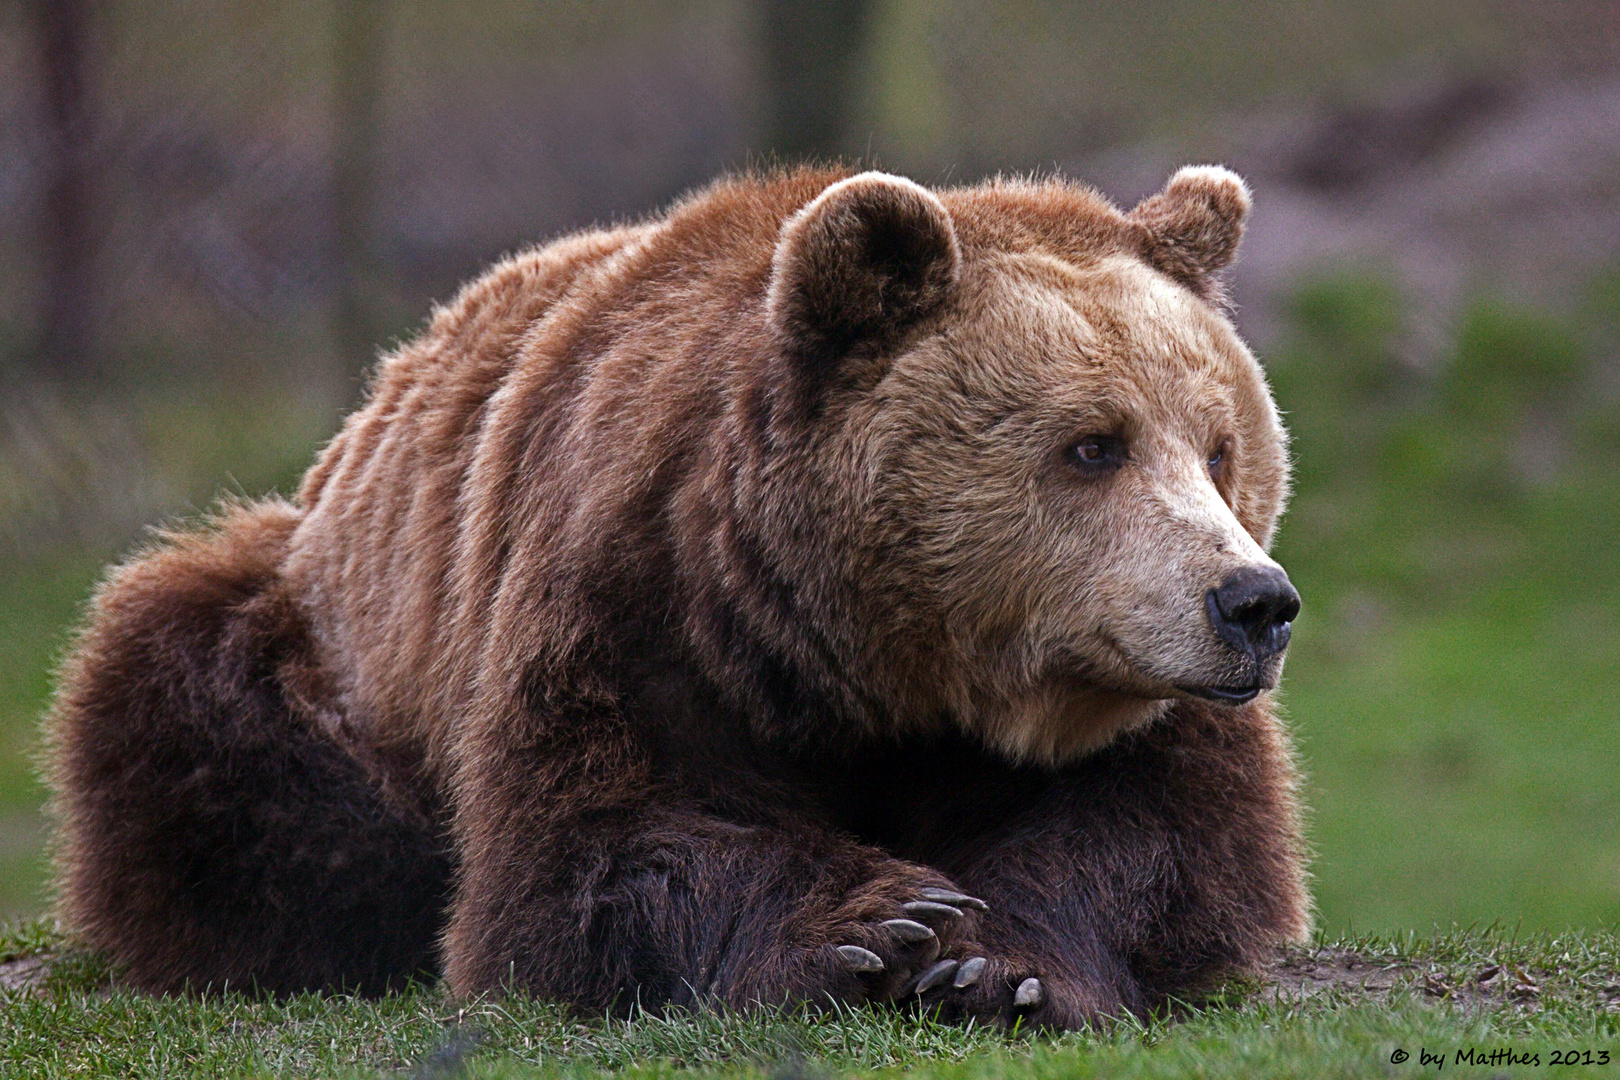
[{"xmin": 824, "ymin": 886, "xmax": 988, "ymax": 1003}]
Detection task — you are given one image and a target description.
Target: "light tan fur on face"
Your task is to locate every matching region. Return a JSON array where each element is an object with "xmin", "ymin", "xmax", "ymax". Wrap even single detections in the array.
[{"xmin": 845, "ymin": 252, "xmax": 1290, "ymax": 765}]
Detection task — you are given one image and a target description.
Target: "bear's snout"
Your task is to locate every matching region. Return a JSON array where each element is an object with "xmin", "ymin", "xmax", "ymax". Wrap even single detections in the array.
[{"xmin": 1203, "ymin": 565, "xmax": 1300, "ymax": 685}]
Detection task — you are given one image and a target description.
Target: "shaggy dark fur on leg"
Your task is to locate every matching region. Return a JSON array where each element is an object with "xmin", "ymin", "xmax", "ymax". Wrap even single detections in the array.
[{"xmin": 46, "ymin": 501, "xmax": 452, "ymax": 995}]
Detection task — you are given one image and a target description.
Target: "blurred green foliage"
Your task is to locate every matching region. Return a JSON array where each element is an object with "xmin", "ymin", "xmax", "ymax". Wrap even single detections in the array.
[
  {"xmin": 0, "ymin": 383, "xmax": 339, "ymax": 915},
  {"xmin": 0, "ymin": 551, "xmax": 101, "ymax": 914},
  {"xmin": 1267, "ymin": 267, "xmax": 1620, "ymax": 933}
]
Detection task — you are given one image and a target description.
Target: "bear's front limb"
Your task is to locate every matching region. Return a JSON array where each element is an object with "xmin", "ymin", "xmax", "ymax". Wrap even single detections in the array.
[
  {"xmin": 442, "ymin": 794, "xmax": 990, "ymax": 1012},
  {"xmin": 891, "ymin": 702, "xmax": 1309, "ymax": 1028},
  {"xmin": 442, "ymin": 738, "xmax": 1016, "ymax": 1015}
]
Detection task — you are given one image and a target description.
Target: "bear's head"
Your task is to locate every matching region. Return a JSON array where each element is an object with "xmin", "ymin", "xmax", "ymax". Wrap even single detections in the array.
[{"xmin": 755, "ymin": 168, "xmax": 1297, "ymax": 764}]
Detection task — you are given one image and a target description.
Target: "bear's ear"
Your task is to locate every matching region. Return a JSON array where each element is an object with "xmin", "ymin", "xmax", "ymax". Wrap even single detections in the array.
[
  {"xmin": 767, "ymin": 171, "xmax": 961, "ymax": 366},
  {"xmin": 1127, "ymin": 165, "xmax": 1251, "ymax": 299}
]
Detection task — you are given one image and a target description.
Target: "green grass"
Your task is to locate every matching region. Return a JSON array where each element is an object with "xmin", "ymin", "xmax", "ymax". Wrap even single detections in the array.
[
  {"xmin": 2, "ymin": 920, "xmax": 1616, "ymax": 1079},
  {"xmin": 1286, "ymin": 558, "xmax": 1620, "ymax": 933}
]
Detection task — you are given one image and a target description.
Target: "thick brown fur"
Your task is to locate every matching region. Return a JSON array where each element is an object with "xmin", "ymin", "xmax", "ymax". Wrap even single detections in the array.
[
  {"xmin": 46, "ymin": 166, "xmax": 1309, "ymax": 1025},
  {"xmin": 46, "ymin": 500, "xmax": 451, "ymax": 993}
]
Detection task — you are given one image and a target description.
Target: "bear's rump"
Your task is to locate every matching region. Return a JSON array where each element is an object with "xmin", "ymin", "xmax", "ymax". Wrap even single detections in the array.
[{"xmin": 45, "ymin": 499, "xmax": 452, "ymax": 993}]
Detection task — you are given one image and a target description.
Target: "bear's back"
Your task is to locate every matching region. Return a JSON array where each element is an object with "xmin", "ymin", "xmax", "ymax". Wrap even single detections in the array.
[
  {"xmin": 279, "ymin": 170, "xmax": 846, "ymax": 788},
  {"xmin": 284, "ymin": 225, "xmax": 651, "ymax": 783}
]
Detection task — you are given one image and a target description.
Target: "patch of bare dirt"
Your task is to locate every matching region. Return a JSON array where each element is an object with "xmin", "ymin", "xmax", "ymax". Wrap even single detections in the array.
[
  {"xmin": 0, "ymin": 953, "xmax": 53, "ymax": 994},
  {"xmin": 1265, "ymin": 946, "xmax": 1551, "ymax": 1013}
]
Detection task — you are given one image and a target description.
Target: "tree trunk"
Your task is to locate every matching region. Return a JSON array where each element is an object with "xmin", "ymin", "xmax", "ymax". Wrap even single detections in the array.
[
  {"xmin": 331, "ymin": 0, "xmax": 389, "ymax": 370},
  {"xmin": 36, "ymin": 0, "xmax": 95, "ymax": 378}
]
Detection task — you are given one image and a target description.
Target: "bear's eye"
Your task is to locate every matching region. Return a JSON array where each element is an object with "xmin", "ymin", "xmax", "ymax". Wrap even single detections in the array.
[
  {"xmin": 1208, "ymin": 439, "xmax": 1230, "ymax": 476},
  {"xmin": 1069, "ymin": 435, "xmax": 1128, "ymax": 473}
]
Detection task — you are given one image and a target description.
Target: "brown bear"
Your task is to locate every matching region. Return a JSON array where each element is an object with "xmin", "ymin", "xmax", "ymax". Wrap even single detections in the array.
[{"xmin": 46, "ymin": 165, "xmax": 1308, "ymax": 1028}]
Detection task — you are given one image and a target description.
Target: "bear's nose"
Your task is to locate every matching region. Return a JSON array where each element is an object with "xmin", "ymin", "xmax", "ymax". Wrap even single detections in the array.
[{"xmin": 1206, "ymin": 566, "xmax": 1300, "ymax": 659}]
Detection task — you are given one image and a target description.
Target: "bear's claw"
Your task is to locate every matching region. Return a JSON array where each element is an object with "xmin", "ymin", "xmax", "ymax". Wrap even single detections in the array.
[
  {"xmin": 901, "ymin": 900, "xmax": 965, "ymax": 923},
  {"xmin": 912, "ymin": 958, "xmax": 959, "ymax": 994},
  {"xmin": 880, "ymin": 918, "xmax": 937, "ymax": 944},
  {"xmin": 917, "ymin": 888, "xmax": 988, "ymax": 912},
  {"xmin": 836, "ymin": 945, "xmax": 886, "ymax": 973},
  {"xmin": 952, "ymin": 956, "xmax": 986, "ymax": 988},
  {"xmin": 1014, "ymin": 977, "xmax": 1044, "ymax": 1008}
]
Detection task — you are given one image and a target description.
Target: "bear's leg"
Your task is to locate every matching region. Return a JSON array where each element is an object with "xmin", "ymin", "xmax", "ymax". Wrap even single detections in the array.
[
  {"xmin": 442, "ymin": 735, "xmax": 996, "ymax": 1013},
  {"xmin": 888, "ymin": 702, "xmax": 1309, "ymax": 1027},
  {"xmin": 46, "ymin": 501, "xmax": 452, "ymax": 994}
]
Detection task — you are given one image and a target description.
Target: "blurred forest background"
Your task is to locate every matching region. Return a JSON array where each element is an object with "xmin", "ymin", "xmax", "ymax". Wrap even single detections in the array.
[{"xmin": 1, "ymin": 0, "xmax": 1618, "ymax": 938}]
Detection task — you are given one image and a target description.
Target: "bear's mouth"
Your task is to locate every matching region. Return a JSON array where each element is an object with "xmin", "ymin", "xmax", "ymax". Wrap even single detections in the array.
[{"xmin": 1177, "ymin": 682, "xmax": 1262, "ymax": 705}]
